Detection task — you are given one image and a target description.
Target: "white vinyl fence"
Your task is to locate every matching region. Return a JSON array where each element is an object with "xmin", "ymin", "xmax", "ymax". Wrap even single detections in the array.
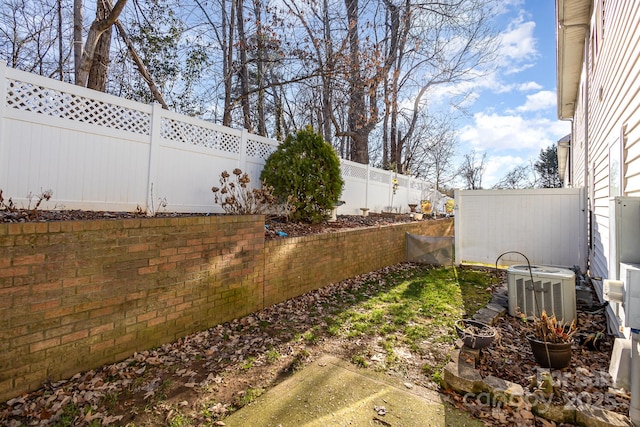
[
  {"xmin": 0, "ymin": 61, "xmax": 436, "ymax": 215},
  {"xmin": 454, "ymin": 188, "xmax": 587, "ymax": 270}
]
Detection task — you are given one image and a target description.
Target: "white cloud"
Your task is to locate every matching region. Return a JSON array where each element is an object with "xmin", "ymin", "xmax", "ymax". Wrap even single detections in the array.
[
  {"xmin": 484, "ymin": 155, "xmax": 528, "ymax": 187},
  {"xmin": 459, "ymin": 112, "xmax": 570, "ymax": 152},
  {"xmin": 426, "ymin": 14, "xmax": 542, "ymax": 109},
  {"xmin": 492, "ymin": 0, "xmax": 525, "ymax": 16},
  {"xmin": 518, "ymin": 81, "xmax": 543, "ymax": 91},
  {"xmin": 497, "ymin": 15, "xmax": 538, "ymax": 74},
  {"xmin": 513, "ymin": 90, "xmax": 557, "ymax": 113}
]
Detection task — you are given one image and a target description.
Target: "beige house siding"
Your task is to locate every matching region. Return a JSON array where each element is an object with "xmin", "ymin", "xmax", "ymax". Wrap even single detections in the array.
[{"xmin": 560, "ymin": 1, "xmax": 640, "ymax": 334}]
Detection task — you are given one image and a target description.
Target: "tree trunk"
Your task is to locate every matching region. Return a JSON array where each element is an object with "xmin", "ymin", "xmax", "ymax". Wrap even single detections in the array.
[
  {"xmin": 321, "ymin": 0, "xmax": 333, "ymax": 144},
  {"xmin": 253, "ymin": 0, "xmax": 266, "ymax": 136},
  {"xmin": 345, "ymin": 0, "xmax": 368, "ymax": 164},
  {"xmin": 235, "ymin": 0, "xmax": 252, "ymax": 131},
  {"xmin": 75, "ymin": 0, "xmax": 128, "ymax": 87},
  {"xmin": 57, "ymin": 0, "xmax": 63, "ymax": 81},
  {"xmin": 87, "ymin": 0, "xmax": 111, "ymax": 91},
  {"xmin": 222, "ymin": 0, "xmax": 234, "ymax": 126},
  {"xmin": 73, "ymin": 0, "xmax": 82, "ymax": 80}
]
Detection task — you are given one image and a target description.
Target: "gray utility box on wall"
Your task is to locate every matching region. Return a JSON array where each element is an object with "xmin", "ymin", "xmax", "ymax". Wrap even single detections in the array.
[
  {"xmin": 620, "ymin": 263, "xmax": 640, "ymax": 330},
  {"xmin": 609, "ymin": 197, "xmax": 640, "ymax": 281}
]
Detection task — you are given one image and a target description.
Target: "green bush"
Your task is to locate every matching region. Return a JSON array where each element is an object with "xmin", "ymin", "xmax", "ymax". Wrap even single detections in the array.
[{"xmin": 261, "ymin": 126, "xmax": 344, "ymax": 223}]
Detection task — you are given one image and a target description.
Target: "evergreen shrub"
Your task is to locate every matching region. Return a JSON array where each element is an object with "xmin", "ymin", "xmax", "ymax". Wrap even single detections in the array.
[{"xmin": 261, "ymin": 126, "xmax": 344, "ymax": 223}]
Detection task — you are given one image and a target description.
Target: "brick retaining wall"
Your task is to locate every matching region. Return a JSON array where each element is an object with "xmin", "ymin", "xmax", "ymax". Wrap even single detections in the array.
[
  {"xmin": 264, "ymin": 219, "xmax": 454, "ymax": 306},
  {"xmin": 0, "ymin": 216, "xmax": 453, "ymax": 401}
]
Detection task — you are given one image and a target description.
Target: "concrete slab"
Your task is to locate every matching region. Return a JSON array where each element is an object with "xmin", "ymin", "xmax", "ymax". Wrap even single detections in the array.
[{"xmin": 222, "ymin": 354, "xmax": 483, "ymax": 427}]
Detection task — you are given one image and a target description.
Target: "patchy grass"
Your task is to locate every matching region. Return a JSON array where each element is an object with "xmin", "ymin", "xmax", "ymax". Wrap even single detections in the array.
[
  {"xmin": 327, "ymin": 265, "xmax": 495, "ymax": 351},
  {"xmin": 266, "ymin": 349, "xmax": 281, "ymax": 364},
  {"xmin": 240, "ymin": 357, "xmax": 255, "ymax": 371},
  {"xmin": 234, "ymin": 387, "xmax": 263, "ymax": 407}
]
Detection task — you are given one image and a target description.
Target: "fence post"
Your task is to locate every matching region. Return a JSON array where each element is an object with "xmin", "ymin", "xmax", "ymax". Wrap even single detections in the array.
[
  {"xmin": 388, "ymin": 170, "xmax": 393, "ymax": 211},
  {"xmin": 239, "ymin": 128, "xmax": 249, "ymax": 172},
  {"xmin": 365, "ymin": 164, "xmax": 370, "ymax": 209},
  {"xmin": 454, "ymin": 189, "xmax": 461, "ymax": 265},
  {"xmin": 0, "ymin": 61, "xmax": 7, "ymax": 186},
  {"xmin": 146, "ymin": 103, "xmax": 162, "ymax": 214}
]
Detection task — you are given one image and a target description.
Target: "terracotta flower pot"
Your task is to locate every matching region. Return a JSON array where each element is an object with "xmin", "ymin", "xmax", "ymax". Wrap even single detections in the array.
[{"xmin": 527, "ymin": 335, "xmax": 573, "ymax": 369}]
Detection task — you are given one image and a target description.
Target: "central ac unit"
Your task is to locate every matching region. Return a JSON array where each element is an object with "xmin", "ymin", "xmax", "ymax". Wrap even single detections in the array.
[{"xmin": 507, "ymin": 265, "xmax": 577, "ymax": 323}]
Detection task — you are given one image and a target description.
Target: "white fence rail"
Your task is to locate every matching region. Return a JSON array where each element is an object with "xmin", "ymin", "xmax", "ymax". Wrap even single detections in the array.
[
  {"xmin": 0, "ymin": 62, "xmax": 436, "ymax": 215},
  {"xmin": 454, "ymin": 188, "xmax": 587, "ymax": 269}
]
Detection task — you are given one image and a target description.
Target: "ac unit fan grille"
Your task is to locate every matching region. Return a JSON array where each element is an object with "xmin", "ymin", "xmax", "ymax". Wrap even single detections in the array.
[
  {"xmin": 507, "ymin": 265, "xmax": 576, "ymax": 323},
  {"xmin": 514, "ymin": 278, "xmax": 565, "ymax": 319}
]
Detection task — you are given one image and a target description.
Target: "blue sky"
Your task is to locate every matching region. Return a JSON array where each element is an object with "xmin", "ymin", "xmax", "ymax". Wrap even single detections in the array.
[{"xmin": 448, "ymin": 0, "xmax": 571, "ymax": 188}]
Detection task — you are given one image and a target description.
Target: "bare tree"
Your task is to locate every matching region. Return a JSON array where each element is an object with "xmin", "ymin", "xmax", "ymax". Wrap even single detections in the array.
[
  {"xmin": 458, "ymin": 150, "xmax": 487, "ymax": 190},
  {"xmin": 383, "ymin": 0, "xmax": 498, "ymax": 171},
  {"xmin": 402, "ymin": 113, "xmax": 457, "ymax": 191},
  {"xmin": 2, "ymin": 0, "xmax": 499, "ymax": 160},
  {"xmin": 492, "ymin": 164, "xmax": 535, "ymax": 189},
  {"xmin": 1, "ymin": 0, "xmax": 61, "ymax": 75}
]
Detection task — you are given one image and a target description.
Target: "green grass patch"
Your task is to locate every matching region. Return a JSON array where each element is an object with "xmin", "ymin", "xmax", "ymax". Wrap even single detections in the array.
[
  {"xmin": 329, "ymin": 265, "xmax": 497, "ymax": 353},
  {"xmin": 168, "ymin": 413, "xmax": 192, "ymax": 427},
  {"xmin": 235, "ymin": 387, "xmax": 263, "ymax": 407},
  {"xmin": 241, "ymin": 356, "xmax": 255, "ymax": 371},
  {"xmin": 266, "ymin": 349, "xmax": 281, "ymax": 364}
]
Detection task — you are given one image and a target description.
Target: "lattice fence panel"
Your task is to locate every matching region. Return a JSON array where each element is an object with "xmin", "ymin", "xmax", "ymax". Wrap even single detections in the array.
[
  {"xmin": 341, "ymin": 163, "xmax": 368, "ymax": 179},
  {"xmin": 370, "ymin": 169, "xmax": 389, "ymax": 183},
  {"xmin": 246, "ymin": 138, "xmax": 276, "ymax": 159},
  {"xmin": 6, "ymin": 79, "xmax": 150, "ymax": 135},
  {"xmin": 161, "ymin": 118, "xmax": 241, "ymax": 153}
]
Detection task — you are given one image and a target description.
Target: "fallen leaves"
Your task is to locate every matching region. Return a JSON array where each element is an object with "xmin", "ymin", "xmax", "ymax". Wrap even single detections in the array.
[{"xmin": 0, "ymin": 263, "xmax": 628, "ymax": 427}]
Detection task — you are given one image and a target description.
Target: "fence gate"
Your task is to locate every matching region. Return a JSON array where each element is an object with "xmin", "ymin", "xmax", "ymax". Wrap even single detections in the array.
[{"xmin": 454, "ymin": 188, "xmax": 587, "ymax": 270}]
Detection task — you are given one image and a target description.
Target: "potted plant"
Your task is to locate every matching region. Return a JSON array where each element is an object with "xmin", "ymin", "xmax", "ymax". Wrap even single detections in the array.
[
  {"xmin": 520, "ymin": 310, "xmax": 577, "ymax": 369},
  {"xmin": 454, "ymin": 319, "xmax": 496, "ymax": 350}
]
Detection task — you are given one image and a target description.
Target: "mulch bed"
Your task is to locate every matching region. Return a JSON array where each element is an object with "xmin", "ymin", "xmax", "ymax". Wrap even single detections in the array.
[
  {"xmin": 0, "ymin": 209, "xmax": 422, "ymax": 240},
  {"xmin": 478, "ymin": 306, "xmax": 629, "ymax": 414}
]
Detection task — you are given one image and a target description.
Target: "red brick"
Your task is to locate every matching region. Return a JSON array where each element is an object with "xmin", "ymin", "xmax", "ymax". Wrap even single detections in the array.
[
  {"xmin": 129, "ymin": 243, "xmax": 150, "ymax": 253},
  {"xmin": 138, "ymin": 265, "xmax": 158, "ymax": 275},
  {"xmin": 61, "ymin": 330, "xmax": 89, "ymax": 344},
  {"xmin": 137, "ymin": 310, "xmax": 157, "ymax": 322},
  {"xmin": 30, "ymin": 299, "xmax": 60, "ymax": 312},
  {"xmin": 90, "ymin": 338, "xmax": 115, "ymax": 353},
  {"xmin": 30, "ymin": 337, "xmax": 61, "ymax": 352},
  {"xmin": 90, "ymin": 323, "xmax": 114, "ymax": 336},
  {"xmin": 0, "ymin": 266, "xmax": 29, "ymax": 278}
]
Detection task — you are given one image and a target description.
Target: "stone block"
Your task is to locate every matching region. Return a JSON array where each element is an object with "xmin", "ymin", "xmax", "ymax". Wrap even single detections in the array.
[
  {"xmin": 485, "ymin": 303, "xmax": 507, "ymax": 317},
  {"xmin": 441, "ymin": 350, "xmax": 483, "ymax": 394},
  {"xmin": 575, "ymin": 404, "xmax": 634, "ymax": 427},
  {"xmin": 471, "ymin": 309, "xmax": 496, "ymax": 326},
  {"xmin": 531, "ymin": 402, "xmax": 576, "ymax": 424},
  {"xmin": 460, "ymin": 346, "xmax": 480, "ymax": 364},
  {"xmin": 482, "ymin": 375, "xmax": 524, "ymax": 407}
]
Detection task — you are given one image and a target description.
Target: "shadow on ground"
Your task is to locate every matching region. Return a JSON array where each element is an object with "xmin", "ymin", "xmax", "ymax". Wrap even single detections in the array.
[{"xmin": 223, "ymin": 354, "xmax": 482, "ymax": 427}]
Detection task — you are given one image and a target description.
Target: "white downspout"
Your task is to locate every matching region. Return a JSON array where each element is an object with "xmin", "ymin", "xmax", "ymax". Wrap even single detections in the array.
[
  {"xmin": 559, "ymin": 20, "xmax": 590, "ymax": 274},
  {"xmin": 632, "ymin": 330, "xmax": 640, "ymax": 426}
]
